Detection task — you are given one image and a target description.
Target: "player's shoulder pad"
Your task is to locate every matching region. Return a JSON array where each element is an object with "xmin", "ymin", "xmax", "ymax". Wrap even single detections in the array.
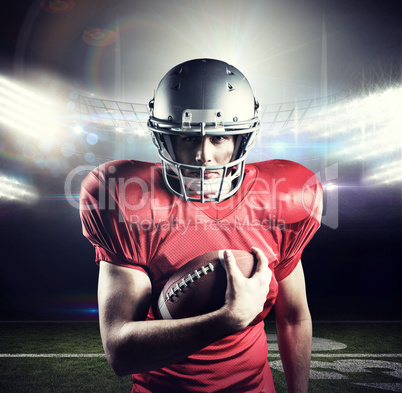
[
  {"xmin": 80, "ymin": 159, "xmax": 162, "ymax": 205},
  {"xmin": 82, "ymin": 159, "xmax": 159, "ymax": 189},
  {"xmin": 251, "ymin": 160, "xmax": 323, "ymax": 224},
  {"xmin": 90, "ymin": 159, "xmax": 156, "ymax": 181}
]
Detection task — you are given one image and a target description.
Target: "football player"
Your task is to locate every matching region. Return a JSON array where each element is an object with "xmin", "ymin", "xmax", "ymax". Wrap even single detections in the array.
[{"xmin": 80, "ymin": 58, "xmax": 322, "ymax": 392}]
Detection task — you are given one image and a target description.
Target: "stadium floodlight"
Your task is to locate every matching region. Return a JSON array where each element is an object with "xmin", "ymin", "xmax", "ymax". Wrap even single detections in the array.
[
  {"xmin": 0, "ymin": 75, "xmax": 63, "ymax": 140},
  {"xmin": 73, "ymin": 125, "xmax": 84, "ymax": 134},
  {"xmin": 340, "ymin": 131, "xmax": 402, "ymax": 159},
  {"xmin": 0, "ymin": 175, "xmax": 37, "ymax": 203},
  {"xmin": 302, "ymin": 86, "xmax": 402, "ymax": 139},
  {"xmin": 364, "ymin": 160, "xmax": 402, "ymax": 184}
]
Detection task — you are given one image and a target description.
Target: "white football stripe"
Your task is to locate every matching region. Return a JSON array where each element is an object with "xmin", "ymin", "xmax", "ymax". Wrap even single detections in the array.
[
  {"xmin": 157, "ymin": 291, "xmax": 173, "ymax": 319},
  {"xmin": 218, "ymin": 250, "xmax": 225, "ymax": 266}
]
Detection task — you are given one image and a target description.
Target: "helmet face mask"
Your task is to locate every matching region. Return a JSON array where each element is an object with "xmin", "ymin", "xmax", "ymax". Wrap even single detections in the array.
[{"xmin": 148, "ymin": 58, "xmax": 259, "ymax": 203}]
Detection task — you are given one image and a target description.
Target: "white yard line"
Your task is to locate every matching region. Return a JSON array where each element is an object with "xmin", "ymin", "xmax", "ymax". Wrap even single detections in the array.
[
  {"xmin": 269, "ymin": 353, "xmax": 402, "ymax": 358},
  {"xmin": 310, "ymin": 354, "xmax": 402, "ymax": 358},
  {"xmin": 0, "ymin": 354, "xmax": 105, "ymax": 358},
  {"xmin": 1, "ymin": 353, "xmax": 401, "ymax": 358}
]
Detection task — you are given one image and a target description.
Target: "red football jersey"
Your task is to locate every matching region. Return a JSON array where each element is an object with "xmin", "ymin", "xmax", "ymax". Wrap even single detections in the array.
[{"xmin": 80, "ymin": 159, "xmax": 322, "ymax": 393}]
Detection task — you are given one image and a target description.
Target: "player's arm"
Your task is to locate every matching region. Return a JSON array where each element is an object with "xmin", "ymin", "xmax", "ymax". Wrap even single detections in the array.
[
  {"xmin": 274, "ymin": 260, "xmax": 312, "ymax": 393},
  {"xmin": 97, "ymin": 248, "xmax": 270, "ymax": 376}
]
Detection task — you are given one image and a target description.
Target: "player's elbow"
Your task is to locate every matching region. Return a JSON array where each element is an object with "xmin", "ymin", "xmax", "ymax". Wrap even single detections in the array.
[
  {"xmin": 105, "ymin": 341, "xmax": 150, "ymax": 376},
  {"xmin": 103, "ymin": 346, "xmax": 126, "ymax": 376},
  {"xmin": 111, "ymin": 362, "xmax": 132, "ymax": 377},
  {"xmin": 106, "ymin": 348, "xmax": 136, "ymax": 377},
  {"xmin": 101, "ymin": 324, "xmax": 152, "ymax": 376}
]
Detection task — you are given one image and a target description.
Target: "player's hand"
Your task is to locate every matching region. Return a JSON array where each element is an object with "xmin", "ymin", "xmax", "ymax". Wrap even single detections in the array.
[{"xmin": 221, "ymin": 247, "xmax": 272, "ymax": 331}]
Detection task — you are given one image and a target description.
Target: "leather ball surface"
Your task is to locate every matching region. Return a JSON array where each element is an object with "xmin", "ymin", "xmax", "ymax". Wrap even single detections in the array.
[{"xmin": 157, "ymin": 250, "xmax": 257, "ymax": 320}]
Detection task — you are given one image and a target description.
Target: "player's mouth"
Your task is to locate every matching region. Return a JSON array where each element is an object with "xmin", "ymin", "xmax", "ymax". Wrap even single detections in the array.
[
  {"xmin": 188, "ymin": 170, "xmax": 220, "ymax": 179},
  {"xmin": 203, "ymin": 171, "xmax": 220, "ymax": 180}
]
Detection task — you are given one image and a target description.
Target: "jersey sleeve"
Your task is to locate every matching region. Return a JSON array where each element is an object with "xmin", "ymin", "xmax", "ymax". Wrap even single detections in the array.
[
  {"xmin": 273, "ymin": 163, "xmax": 323, "ymax": 281},
  {"xmin": 79, "ymin": 164, "xmax": 148, "ymax": 274}
]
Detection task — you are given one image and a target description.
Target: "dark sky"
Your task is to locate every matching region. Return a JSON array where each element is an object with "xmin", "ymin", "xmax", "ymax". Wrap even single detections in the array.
[{"xmin": 0, "ymin": 0, "xmax": 401, "ymax": 321}]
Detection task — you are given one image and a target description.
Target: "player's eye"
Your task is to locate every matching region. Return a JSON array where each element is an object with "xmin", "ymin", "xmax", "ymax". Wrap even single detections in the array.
[
  {"xmin": 182, "ymin": 136, "xmax": 199, "ymax": 143},
  {"xmin": 210, "ymin": 136, "xmax": 228, "ymax": 143}
]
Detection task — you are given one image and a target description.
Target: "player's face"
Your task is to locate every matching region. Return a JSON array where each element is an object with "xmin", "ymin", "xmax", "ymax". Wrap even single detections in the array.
[{"xmin": 172, "ymin": 135, "xmax": 235, "ymax": 178}]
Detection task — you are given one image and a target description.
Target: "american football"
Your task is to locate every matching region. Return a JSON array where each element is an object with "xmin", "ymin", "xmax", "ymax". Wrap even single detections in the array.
[{"xmin": 157, "ymin": 250, "xmax": 257, "ymax": 320}]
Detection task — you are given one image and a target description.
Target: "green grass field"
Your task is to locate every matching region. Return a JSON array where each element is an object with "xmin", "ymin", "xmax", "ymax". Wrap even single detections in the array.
[{"xmin": 0, "ymin": 321, "xmax": 401, "ymax": 392}]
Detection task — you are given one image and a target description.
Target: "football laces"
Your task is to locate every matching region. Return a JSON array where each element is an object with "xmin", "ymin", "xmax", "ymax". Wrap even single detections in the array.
[{"xmin": 166, "ymin": 263, "xmax": 215, "ymax": 301}]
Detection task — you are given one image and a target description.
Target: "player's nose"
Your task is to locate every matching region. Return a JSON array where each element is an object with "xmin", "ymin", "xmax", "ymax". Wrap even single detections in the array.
[{"xmin": 195, "ymin": 137, "xmax": 213, "ymax": 164}]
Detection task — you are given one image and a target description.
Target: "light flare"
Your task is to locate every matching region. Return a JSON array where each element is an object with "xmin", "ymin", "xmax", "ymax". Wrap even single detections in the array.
[
  {"xmin": 0, "ymin": 75, "xmax": 64, "ymax": 139},
  {"xmin": 0, "ymin": 175, "xmax": 37, "ymax": 203},
  {"xmin": 364, "ymin": 160, "xmax": 402, "ymax": 185}
]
